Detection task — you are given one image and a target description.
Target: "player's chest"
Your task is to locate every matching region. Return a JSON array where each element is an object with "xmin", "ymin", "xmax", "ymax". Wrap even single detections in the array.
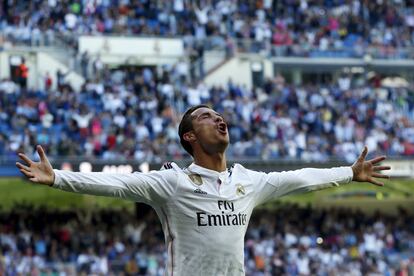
[{"xmin": 174, "ymin": 173, "xmax": 255, "ymax": 213}]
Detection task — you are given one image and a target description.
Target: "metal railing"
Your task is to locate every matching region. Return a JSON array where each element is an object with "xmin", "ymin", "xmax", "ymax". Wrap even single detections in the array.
[
  {"xmin": 3, "ymin": 30, "xmax": 414, "ymax": 61},
  {"xmin": 230, "ymin": 38, "xmax": 414, "ymax": 60}
]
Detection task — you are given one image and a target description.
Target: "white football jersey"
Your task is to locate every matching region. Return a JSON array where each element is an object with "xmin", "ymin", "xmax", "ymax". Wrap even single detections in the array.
[{"xmin": 53, "ymin": 163, "xmax": 353, "ymax": 276}]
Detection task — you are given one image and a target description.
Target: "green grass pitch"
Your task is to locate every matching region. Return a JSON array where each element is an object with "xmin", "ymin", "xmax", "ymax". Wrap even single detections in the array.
[{"xmin": 0, "ymin": 177, "xmax": 413, "ymax": 213}]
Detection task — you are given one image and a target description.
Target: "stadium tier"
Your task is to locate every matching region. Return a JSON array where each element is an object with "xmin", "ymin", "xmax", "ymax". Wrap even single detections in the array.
[
  {"xmin": 0, "ymin": 68, "xmax": 413, "ymax": 162},
  {"xmin": 1, "ymin": 0, "xmax": 414, "ymax": 59},
  {"xmin": 0, "ymin": 2, "xmax": 413, "ymax": 162},
  {"xmin": 0, "ymin": 205, "xmax": 413, "ymax": 275}
]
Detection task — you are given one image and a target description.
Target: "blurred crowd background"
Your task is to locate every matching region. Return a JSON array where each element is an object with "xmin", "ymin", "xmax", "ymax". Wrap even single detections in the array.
[
  {"xmin": 2, "ymin": 0, "xmax": 414, "ymax": 59},
  {"xmin": 0, "ymin": 205, "xmax": 413, "ymax": 275},
  {"xmin": 1, "ymin": 0, "xmax": 413, "ymax": 163},
  {"xmin": 0, "ymin": 65, "xmax": 413, "ymax": 163}
]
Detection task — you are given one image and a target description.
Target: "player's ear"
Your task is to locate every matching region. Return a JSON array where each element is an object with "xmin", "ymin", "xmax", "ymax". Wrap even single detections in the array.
[{"xmin": 183, "ymin": 131, "xmax": 196, "ymax": 142}]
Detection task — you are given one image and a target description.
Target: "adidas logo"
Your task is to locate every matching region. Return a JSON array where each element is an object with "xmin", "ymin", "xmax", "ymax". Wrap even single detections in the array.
[{"xmin": 193, "ymin": 188, "xmax": 207, "ymax": 195}]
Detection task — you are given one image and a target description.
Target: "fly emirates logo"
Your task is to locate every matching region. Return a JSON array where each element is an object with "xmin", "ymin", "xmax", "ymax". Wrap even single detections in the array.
[{"xmin": 196, "ymin": 200, "xmax": 247, "ymax": 226}]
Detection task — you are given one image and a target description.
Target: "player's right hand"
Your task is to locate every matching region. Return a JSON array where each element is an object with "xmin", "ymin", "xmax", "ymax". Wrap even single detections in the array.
[{"xmin": 16, "ymin": 145, "xmax": 55, "ymax": 186}]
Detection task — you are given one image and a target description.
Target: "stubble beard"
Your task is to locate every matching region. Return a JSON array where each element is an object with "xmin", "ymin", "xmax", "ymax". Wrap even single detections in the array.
[{"xmin": 201, "ymin": 137, "xmax": 229, "ymax": 155}]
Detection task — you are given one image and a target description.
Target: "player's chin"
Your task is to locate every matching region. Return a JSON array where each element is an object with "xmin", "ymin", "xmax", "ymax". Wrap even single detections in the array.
[
  {"xmin": 216, "ymin": 132, "xmax": 229, "ymax": 142},
  {"xmin": 218, "ymin": 136, "xmax": 229, "ymax": 148},
  {"xmin": 216, "ymin": 141, "xmax": 229, "ymax": 153}
]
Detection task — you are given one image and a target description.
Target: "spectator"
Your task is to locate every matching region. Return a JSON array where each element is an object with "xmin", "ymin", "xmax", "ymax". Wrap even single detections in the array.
[
  {"xmin": 2, "ymin": 1, "xmax": 413, "ymax": 59},
  {"xmin": 1, "ymin": 65, "xmax": 413, "ymax": 161},
  {"xmin": 80, "ymin": 51, "xmax": 90, "ymax": 79},
  {"xmin": 44, "ymin": 72, "xmax": 52, "ymax": 91},
  {"xmin": 0, "ymin": 204, "xmax": 412, "ymax": 275}
]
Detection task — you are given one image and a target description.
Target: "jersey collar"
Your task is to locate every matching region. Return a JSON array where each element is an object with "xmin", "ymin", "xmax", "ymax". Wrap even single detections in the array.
[{"xmin": 187, "ymin": 163, "xmax": 228, "ymax": 179}]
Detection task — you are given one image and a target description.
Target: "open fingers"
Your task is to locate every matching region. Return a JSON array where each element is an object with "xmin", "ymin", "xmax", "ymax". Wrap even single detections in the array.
[
  {"xmin": 18, "ymin": 153, "xmax": 34, "ymax": 166},
  {"xmin": 16, "ymin": 162, "xmax": 31, "ymax": 172},
  {"xmin": 16, "ymin": 161, "xmax": 37, "ymax": 179},
  {"xmin": 373, "ymin": 165, "xmax": 391, "ymax": 172},
  {"xmin": 18, "ymin": 168, "xmax": 35, "ymax": 178},
  {"xmin": 357, "ymin": 146, "xmax": 368, "ymax": 162},
  {"xmin": 37, "ymin": 145, "xmax": 48, "ymax": 163},
  {"xmin": 369, "ymin": 156, "xmax": 386, "ymax": 165},
  {"xmin": 372, "ymin": 172, "xmax": 390, "ymax": 179},
  {"xmin": 368, "ymin": 177, "xmax": 384, "ymax": 186}
]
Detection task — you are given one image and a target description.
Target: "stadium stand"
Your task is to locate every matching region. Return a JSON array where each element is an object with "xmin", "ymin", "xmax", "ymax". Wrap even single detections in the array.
[
  {"xmin": 1, "ymin": 1, "xmax": 414, "ymax": 162},
  {"xmin": 1, "ymin": 0, "xmax": 414, "ymax": 58},
  {"xmin": 0, "ymin": 67, "xmax": 413, "ymax": 162},
  {"xmin": 0, "ymin": 205, "xmax": 413, "ymax": 275}
]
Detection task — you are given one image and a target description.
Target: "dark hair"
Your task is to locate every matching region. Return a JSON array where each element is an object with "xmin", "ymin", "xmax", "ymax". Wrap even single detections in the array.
[{"xmin": 178, "ymin": 104, "xmax": 210, "ymax": 156}]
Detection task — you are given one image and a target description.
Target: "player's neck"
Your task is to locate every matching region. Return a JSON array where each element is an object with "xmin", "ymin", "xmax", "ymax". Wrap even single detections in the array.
[{"xmin": 193, "ymin": 152, "xmax": 227, "ymax": 172}]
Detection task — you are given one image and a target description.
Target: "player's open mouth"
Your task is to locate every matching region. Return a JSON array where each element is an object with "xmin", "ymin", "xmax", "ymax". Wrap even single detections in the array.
[{"xmin": 217, "ymin": 123, "xmax": 227, "ymax": 134}]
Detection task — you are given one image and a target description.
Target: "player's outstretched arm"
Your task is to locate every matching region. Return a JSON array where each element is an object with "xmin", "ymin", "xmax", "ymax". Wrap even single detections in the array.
[
  {"xmin": 254, "ymin": 146, "xmax": 392, "ymax": 205},
  {"xmin": 351, "ymin": 146, "xmax": 391, "ymax": 186},
  {"xmin": 16, "ymin": 145, "xmax": 177, "ymax": 203},
  {"xmin": 16, "ymin": 145, "xmax": 55, "ymax": 186}
]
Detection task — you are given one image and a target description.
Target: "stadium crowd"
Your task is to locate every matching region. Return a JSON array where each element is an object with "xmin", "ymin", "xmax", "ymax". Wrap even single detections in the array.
[
  {"xmin": 0, "ymin": 64, "xmax": 413, "ymax": 163},
  {"xmin": 1, "ymin": 0, "xmax": 414, "ymax": 58},
  {"xmin": 0, "ymin": 204, "xmax": 413, "ymax": 275}
]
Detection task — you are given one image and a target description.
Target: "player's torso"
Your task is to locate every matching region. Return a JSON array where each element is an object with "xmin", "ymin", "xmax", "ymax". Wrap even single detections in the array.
[
  {"xmin": 174, "ymin": 165, "xmax": 256, "ymax": 228},
  {"xmin": 158, "ymin": 164, "xmax": 257, "ymax": 275},
  {"xmin": 166, "ymin": 165, "xmax": 254, "ymax": 262}
]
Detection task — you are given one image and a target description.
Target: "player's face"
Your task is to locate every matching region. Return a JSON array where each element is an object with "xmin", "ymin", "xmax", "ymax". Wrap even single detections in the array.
[{"xmin": 190, "ymin": 107, "xmax": 229, "ymax": 153}]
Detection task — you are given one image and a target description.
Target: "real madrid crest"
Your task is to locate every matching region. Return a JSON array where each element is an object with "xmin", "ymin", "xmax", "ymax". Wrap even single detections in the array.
[
  {"xmin": 188, "ymin": 174, "xmax": 203, "ymax": 186},
  {"xmin": 236, "ymin": 184, "xmax": 246, "ymax": 196}
]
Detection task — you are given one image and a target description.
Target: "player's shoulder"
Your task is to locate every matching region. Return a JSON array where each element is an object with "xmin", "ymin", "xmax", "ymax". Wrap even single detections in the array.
[
  {"xmin": 154, "ymin": 162, "xmax": 183, "ymax": 185},
  {"xmin": 229, "ymin": 163, "xmax": 267, "ymax": 179},
  {"xmin": 229, "ymin": 163, "xmax": 255, "ymax": 172},
  {"xmin": 229, "ymin": 163, "xmax": 252, "ymax": 176},
  {"xmin": 160, "ymin": 162, "xmax": 184, "ymax": 173}
]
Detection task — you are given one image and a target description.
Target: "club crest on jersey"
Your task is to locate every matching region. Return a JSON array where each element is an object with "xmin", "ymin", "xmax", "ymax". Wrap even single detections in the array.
[
  {"xmin": 188, "ymin": 174, "xmax": 203, "ymax": 186},
  {"xmin": 236, "ymin": 184, "xmax": 246, "ymax": 196}
]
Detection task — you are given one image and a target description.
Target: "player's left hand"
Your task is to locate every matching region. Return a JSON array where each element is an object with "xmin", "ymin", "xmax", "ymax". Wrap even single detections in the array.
[{"xmin": 351, "ymin": 146, "xmax": 391, "ymax": 186}]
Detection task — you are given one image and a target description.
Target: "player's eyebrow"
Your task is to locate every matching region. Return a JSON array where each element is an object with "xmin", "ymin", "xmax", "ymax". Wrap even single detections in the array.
[
  {"xmin": 196, "ymin": 111, "xmax": 224, "ymax": 120},
  {"xmin": 196, "ymin": 112, "xmax": 212, "ymax": 119}
]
